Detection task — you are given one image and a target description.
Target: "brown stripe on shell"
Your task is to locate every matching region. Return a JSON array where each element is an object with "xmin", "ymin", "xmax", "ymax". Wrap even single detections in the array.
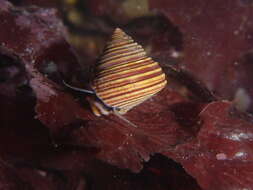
[
  {"xmin": 104, "ymin": 43, "xmax": 139, "ymax": 55},
  {"xmin": 101, "ymin": 77, "xmax": 166, "ymax": 103},
  {"xmin": 104, "ymin": 80, "xmax": 167, "ymax": 110},
  {"xmin": 100, "ymin": 46, "xmax": 144, "ymax": 63},
  {"xmin": 106, "ymin": 32, "xmax": 133, "ymax": 49},
  {"xmin": 106, "ymin": 39, "xmax": 133, "ymax": 50},
  {"xmin": 106, "ymin": 81, "xmax": 166, "ymax": 108},
  {"xmin": 102, "ymin": 44, "xmax": 143, "ymax": 61},
  {"xmin": 91, "ymin": 28, "xmax": 167, "ymax": 114},
  {"xmin": 99, "ymin": 51, "xmax": 147, "ymax": 69},
  {"xmin": 98, "ymin": 57, "xmax": 152, "ymax": 74},
  {"xmin": 97, "ymin": 77, "xmax": 166, "ymax": 100},
  {"xmin": 98, "ymin": 56, "xmax": 148, "ymax": 70},
  {"xmin": 97, "ymin": 58, "xmax": 155, "ymax": 77},
  {"xmin": 95, "ymin": 63, "xmax": 161, "ymax": 82},
  {"xmin": 94, "ymin": 70, "xmax": 164, "ymax": 92},
  {"xmin": 110, "ymin": 84, "xmax": 166, "ymax": 110},
  {"xmin": 93, "ymin": 69, "xmax": 163, "ymax": 94}
]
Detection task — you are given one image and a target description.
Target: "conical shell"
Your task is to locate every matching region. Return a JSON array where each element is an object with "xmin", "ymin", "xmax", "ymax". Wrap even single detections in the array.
[{"xmin": 91, "ymin": 28, "xmax": 167, "ymax": 114}]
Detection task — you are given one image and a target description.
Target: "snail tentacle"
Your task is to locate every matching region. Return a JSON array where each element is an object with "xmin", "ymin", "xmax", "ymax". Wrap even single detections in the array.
[{"xmin": 63, "ymin": 80, "xmax": 95, "ymax": 94}]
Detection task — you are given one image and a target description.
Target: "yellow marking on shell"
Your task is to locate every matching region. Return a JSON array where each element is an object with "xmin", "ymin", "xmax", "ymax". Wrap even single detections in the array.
[
  {"xmin": 91, "ymin": 28, "xmax": 167, "ymax": 115},
  {"xmin": 106, "ymin": 80, "xmax": 167, "ymax": 107},
  {"xmin": 98, "ymin": 57, "xmax": 152, "ymax": 74},
  {"xmin": 95, "ymin": 73, "xmax": 165, "ymax": 98},
  {"xmin": 103, "ymin": 80, "xmax": 167, "ymax": 105},
  {"xmin": 93, "ymin": 68, "xmax": 162, "ymax": 90},
  {"xmin": 109, "ymin": 83, "xmax": 166, "ymax": 110},
  {"xmin": 104, "ymin": 42, "xmax": 139, "ymax": 54},
  {"xmin": 97, "ymin": 62, "xmax": 160, "ymax": 80},
  {"xmin": 105, "ymin": 83, "xmax": 166, "ymax": 114},
  {"xmin": 96, "ymin": 72, "xmax": 165, "ymax": 93},
  {"xmin": 106, "ymin": 39, "xmax": 134, "ymax": 49},
  {"xmin": 101, "ymin": 45, "xmax": 143, "ymax": 61},
  {"xmin": 99, "ymin": 51, "xmax": 147, "ymax": 68},
  {"xmin": 100, "ymin": 47, "xmax": 144, "ymax": 63}
]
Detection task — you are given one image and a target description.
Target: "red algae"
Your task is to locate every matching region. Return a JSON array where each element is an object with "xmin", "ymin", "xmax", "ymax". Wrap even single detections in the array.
[{"xmin": 1, "ymin": 0, "xmax": 253, "ymax": 190}]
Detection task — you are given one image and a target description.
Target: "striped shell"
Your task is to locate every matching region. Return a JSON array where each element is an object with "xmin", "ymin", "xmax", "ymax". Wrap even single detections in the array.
[{"xmin": 91, "ymin": 28, "xmax": 167, "ymax": 115}]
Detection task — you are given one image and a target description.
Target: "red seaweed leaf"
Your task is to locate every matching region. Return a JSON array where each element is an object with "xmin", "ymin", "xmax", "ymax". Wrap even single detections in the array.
[
  {"xmin": 150, "ymin": 0, "xmax": 253, "ymax": 112},
  {"xmin": 164, "ymin": 101, "xmax": 253, "ymax": 190},
  {"xmin": 26, "ymin": 64, "xmax": 92, "ymax": 134},
  {"xmin": 0, "ymin": 0, "xmax": 91, "ymax": 133}
]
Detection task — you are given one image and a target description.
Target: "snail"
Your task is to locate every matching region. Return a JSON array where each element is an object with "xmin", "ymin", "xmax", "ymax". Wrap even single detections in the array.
[{"xmin": 64, "ymin": 28, "xmax": 167, "ymax": 127}]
